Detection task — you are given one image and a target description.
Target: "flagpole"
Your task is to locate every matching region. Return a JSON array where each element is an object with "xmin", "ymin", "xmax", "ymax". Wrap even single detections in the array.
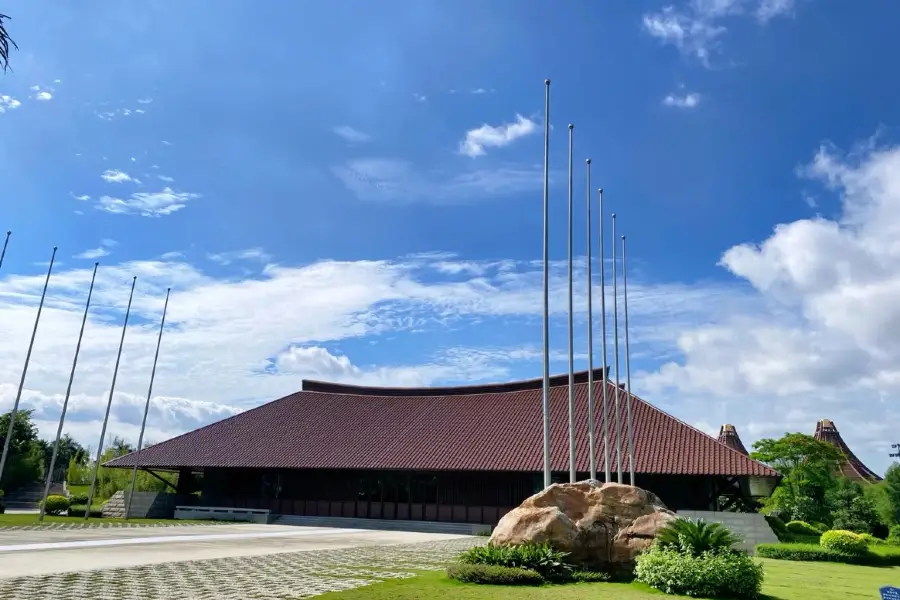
[
  {"xmin": 541, "ymin": 79, "xmax": 552, "ymax": 489},
  {"xmin": 125, "ymin": 288, "xmax": 170, "ymax": 520},
  {"xmin": 612, "ymin": 213, "xmax": 623, "ymax": 483},
  {"xmin": 0, "ymin": 246, "xmax": 57, "ymax": 485},
  {"xmin": 85, "ymin": 276, "xmax": 137, "ymax": 518},
  {"xmin": 566, "ymin": 123, "xmax": 576, "ymax": 484},
  {"xmin": 599, "ymin": 190, "xmax": 610, "ymax": 484},
  {"xmin": 585, "ymin": 159, "xmax": 596, "ymax": 481},
  {"xmin": 622, "ymin": 236, "xmax": 636, "ymax": 486},
  {"xmin": 0, "ymin": 231, "xmax": 10, "ymax": 274},
  {"xmin": 39, "ymin": 262, "xmax": 98, "ymax": 522}
]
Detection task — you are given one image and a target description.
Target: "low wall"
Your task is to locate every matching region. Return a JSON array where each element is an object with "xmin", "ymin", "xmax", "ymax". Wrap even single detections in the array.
[
  {"xmin": 676, "ymin": 510, "xmax": 779, "ymax": 554},
  {"xmin": 175, "ymin": 506, "xmax": 270, "ymax": 524},
  {"xmin": 102, "ymin": 491, "xmax": 195, "ymax": 519}
]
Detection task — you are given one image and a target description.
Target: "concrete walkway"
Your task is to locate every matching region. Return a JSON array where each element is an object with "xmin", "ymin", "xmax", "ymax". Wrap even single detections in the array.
[{"xmin": 0, "ymin": 523, "xmax": 470, "ymax": 578}]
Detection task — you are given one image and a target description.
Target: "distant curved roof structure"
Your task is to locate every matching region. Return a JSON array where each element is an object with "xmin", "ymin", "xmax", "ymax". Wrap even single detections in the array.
[
  {"xmin": 717, "ymin": 424, "xmax": 749, "ymax": 456},
  {"xmin": 814, "ymin": 419, "xmax": 882, "ymax": 483},
  {"xmin": 105, "ymin": 369, "xmax": 777, "ymax": 479}
]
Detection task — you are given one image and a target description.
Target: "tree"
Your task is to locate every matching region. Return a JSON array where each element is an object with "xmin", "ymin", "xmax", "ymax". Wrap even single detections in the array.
[
  {"xmin": 0, "ymin": 410, "xmax": 46, "ymax": 490},
  {"xmin": 0, "ymin": 13, "xmax": 16, "ymax": 72},
  {"xmin": 829, "ymin": 477, "xmax": 881, "ymax": 533},
  {"xmin": 751, "ymin": 433, "xmax": 845, "ymax": 522},
  {"xmin": 884, "ymin": 463, "xmax": 900, "ymax": 525}
]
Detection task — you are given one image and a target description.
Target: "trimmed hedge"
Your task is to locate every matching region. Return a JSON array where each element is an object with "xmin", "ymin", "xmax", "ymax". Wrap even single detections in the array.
[
  {"xmin": 447, "ymin": 564, "xmax": 544, "ymax": 586},
  {"xmin": 67, "ymin": 505, "xmax": 103, "ymax": 518},
  {"xmin": 41, "ymin": 495, "xmax": 70, "ymax": 516},
  {"xmin": 570, "ymin": 570, "xmax": 611, "ymax": 583},
  {"xmin": 786, "ymin": 520, "xmax": 822, "ymax": 536},
  {"xmin": 756, "ymin": 543, "xmax": 900, "ymax": 566},
  {"xmin": 821, "ymin": 530, "xmax": 867, "ymax": 555},
  {"xmin": 68, "ymin": 493, "xmax": 89, "ymax": 506},
  {"xmin": 635, "ymin": 547, "xmax": 764, "ymax": 599}
]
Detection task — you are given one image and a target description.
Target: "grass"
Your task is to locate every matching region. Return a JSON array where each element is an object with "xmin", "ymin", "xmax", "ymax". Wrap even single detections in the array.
[
  {"xmin": 0, "ymin": 513, "xmax": 213, "ymax": 527},
  {"xmin": 313, "ymin": 559, "xmax": 900, "ymax": 600}
]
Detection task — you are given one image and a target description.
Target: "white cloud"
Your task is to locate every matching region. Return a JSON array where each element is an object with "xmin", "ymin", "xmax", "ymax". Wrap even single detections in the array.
[
  {"xmin": 96, "ymin": 187, "xmax": 201, "ymax": 217},
  {"xmin": 459, "ymin": 114, "xmax": 538, "ymax": 158},
  {"xmin": 101, "ymin": 169, "xmax": 136, "ymax": 184},
  {"xmin": 207, "ymin": 248, "xmax": 272, "ymax": 266},
  {"xmin": 35, "ymin": 91, "xmax": 53, "ymax": 101},
  {"xmin": 72, "ymin": 194, "xmax": 90, "ymax": 201},
  {"xmin": 137, "ymin": 98, "xmax": 153, "ymax": 104},
  {"xmin": 332, "ymin": 158, "xmax": 547, "ymax": 204},
  {"xmin": 640, "ymin": 133, "xmax": 900, "ymax": 473},
  {"xmin": 642, "ymin": 0, "xmax": 800, "ymax": 64},
  {"xmin": 74, "ymin": 247, "xmax": 110, "ymax": 260},
  {"xmin": 333, "ymin": 126, "xmax": 371, "ymax": 143},
  {"xmin": 0, "ymin": 95, "xmax": 21, "ymax": 113},
  {"xmin": 157, "ymin": 175, "xmax": 175, "ymax": 183},
  {"xmin": 663, "ymin": 92, "xmax": 702, "ymax": 108},
  {"xmin": 413, "ymin": 93, "xmax": 427, "ymax": 102}
]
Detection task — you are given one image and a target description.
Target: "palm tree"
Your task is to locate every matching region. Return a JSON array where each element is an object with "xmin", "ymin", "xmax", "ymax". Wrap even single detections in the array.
[{"xmin": 1, "ymin": 13, "xmax": 16, "ymax": 72}]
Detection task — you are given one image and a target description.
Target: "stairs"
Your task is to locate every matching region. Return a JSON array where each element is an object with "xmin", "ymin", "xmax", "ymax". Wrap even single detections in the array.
[
  {"xmin": 2, "ymin": 482, "xmax": 65, "ymax": 510},
  {"xmin": 272, "ymin": 515, "xmax": 488, "ymax": 536},
  {"xmin": 676, "ymin": 510, "xmax": 779, "ymax": 554}
]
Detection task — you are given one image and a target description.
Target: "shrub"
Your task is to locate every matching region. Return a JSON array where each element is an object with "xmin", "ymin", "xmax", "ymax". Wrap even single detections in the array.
[
  {"xmin": 889, "ymin": 524, "xmax": 900, "ymax": 546},
  {"xmin": 446, "ymin": 564, "xmax": 544, "ymax": 586},
  {"xmin": 41, "ymin": 494, "xmax": 70, "ymax": 516},
  {"xmin": 458, "ymin": 543, "xmax": 573, "ymax": 581},
  {"xmin": 764, "ymin": 514, "xmax": 790, "ymax": 541},
  {"xmin": 821, "ymin": 529, "xmax": 868, "ymax": 555},
  {"xmin": 570, "ymin": 570, "xmax": 611, "ymax": 583},
  {"xmin": 68, "ymin": 493, "xmax": 89, "ymax": 506},
  {"xmin": 756, "ymin": 542, "xmax": 900, "ymax": 566},
  {"xmin": 67, "ymin": 505, "xmax": 103, "ymax": 518},
  {"xmin": 786, "ymin": 520, "xmax": 822, "ymax": 536},
  {"xmin": 859, "ymin": 533, "xmax": 884, "ymax": 546},
  {"xmin": 0, "ymin": 489, "xmax": 4, "ymax": 515},
  {"xmin": 635, "ymin": 546, "xmax": 764, "ymax": 599},
  {"xmin": 655, "ymin": 518, "xmax": 742, "ymax": 556}
]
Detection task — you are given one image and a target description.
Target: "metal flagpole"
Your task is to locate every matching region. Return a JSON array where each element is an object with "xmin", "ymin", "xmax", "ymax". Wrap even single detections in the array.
[
  {"xmin": 39, "ymin": 262, "xmax": 99, "ymax": 522},
  {"xmin": 85, "ymin": 276, "xmax": 137, "ymax": 519},
  {"xmin": 612, "ymin": 213, "xmax": 623, "ymax": 483},
  {"xmin": 0, "ymin": 231, "xmax": 10, "ymax": 273},
  {"xmin": 599, "ymin": 190, "xmax": 610, "ymax": 484},
  {"xmin": 125, "ymin": 288, "xmax": 170, "ymax": 520},
  {"xmin": 541, "ymin": 79, "xmax": 552, "ymax": 489},
  {"xmin": 0, "ymin": 246, "xmax": 57, "ymax": 485},
  {"xmin": 622, "ymin": 236, "xmax": 636, "ymax": 487},
  {"xmin": 567, "ymin": 123, "xmax": 576, "ymax": 484},
  {"xmin": 585, "ymin": 159, "xmax": 596, "ymax": 481}
]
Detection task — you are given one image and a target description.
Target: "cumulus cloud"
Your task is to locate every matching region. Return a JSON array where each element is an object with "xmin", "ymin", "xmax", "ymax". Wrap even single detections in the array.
[
  {"xmin": 663, "ymin": 92, "xmax": 702, "ymax": 108},
  {"xmin": 101, "ymin": 169, "xmax": 136, "ymax": 184},
  {"xmin": 0, "ymin": 95, "xmax": 21, "ymax": 113},
  {"xmin": 641, "ymin": 134, "xmax": 900, "ymax": 472},
  {"xmin": 459, "ymin": 114, "xmax": 538, "ymax": 158},
  {"xmin": 643, "ymin": 0, "xmax": 799, "ymax": 64},
  {"xmin": 207, "ymin": 248, "xmax": 272, "ymax": 266},
  {"xmin": 96, "ymin": 188, "xmax": 201, "ymax": 217}
]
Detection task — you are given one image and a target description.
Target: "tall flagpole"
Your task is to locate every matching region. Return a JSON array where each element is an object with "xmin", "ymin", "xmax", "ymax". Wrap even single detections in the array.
[
  {"xmin": 541, "ymin": 79, "xmax": 552, "ymax": 489},
  {"xmin": 612, "ymin": 213, "xmax": 623, "ymax": 483},
  {"xmin": 622, "ymin": 236, "xmax": 636, "ymax": 486},
  {"xmin": 125, "ymin": 288, "xmax": 170, "ymax": 520},
  {"xmin": 0, "ymin": 246, "xmax": 57, "ymax": 485},
  {"xmin": 599, "ymin": 190, "xmax": 610, "ymax": 483},
  {"xmin": 566, "ymin": 123, "xmax": 576, "ymax": 484},
  {"xmin": 85, "ymin": 276, "xmax": 137, "ymax": 518},
  {"xmin": 0, "ymin": 231, "xmax": 10, "ymax": 274},
  {"xmin": 585, "ymin": 159, "xmax": 596, "ymax": 481},
  {"xmin": 39, "ymin": 262, "xmax": 98, "ymax": 522}
]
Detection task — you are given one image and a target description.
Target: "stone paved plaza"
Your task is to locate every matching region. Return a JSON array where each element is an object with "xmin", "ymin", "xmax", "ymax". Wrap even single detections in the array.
[
  {"xmin": 0, "ymin": 537, "xmax": 482, "ymax": 600},
  {"xmin": 1, "ymin": 521, "xmax": 224, "ymax": 531}
]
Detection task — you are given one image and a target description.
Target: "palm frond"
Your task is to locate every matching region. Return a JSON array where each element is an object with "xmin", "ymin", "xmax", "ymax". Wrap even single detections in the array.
[{"xmin": 0, "ymin": 14, "xmax": 18, "ymax": 73}]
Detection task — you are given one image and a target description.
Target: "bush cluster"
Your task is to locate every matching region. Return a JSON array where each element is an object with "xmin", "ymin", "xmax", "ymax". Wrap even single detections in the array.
[
  {"xmin": 635, "ymin": 547, "xmax": 764, "ymax": 599},
  {"xmin": 889, "ymin": 525, "xmax": 900, "ymax": 545},
  {"xmin": 0, "ymin": 489, "xmax": 5, "ymax": 515},
  {"xmin": 457, "ymin": 543, "xmax": 573, "ymax": 581},
  {"xmin": 447, "ymin": 564, "xmax": 543, "ymax": 585},
  {"xmin": 67, "ymin": 505, "xmax": 103, "ymax": 518},
  {"xmin": 786, "ymin": 520, "xmax": 823, "ymax": 536},
  {"xmin": 859, "ymin": 533, "xmax": 884, "ymax": 546},
  {"xmin": 820, "ymin": 529, "xmax": 868, "ymax": 555},
  {"xmin": 756, "ymin": 542, "xmax": 900, "ymax": 566},
  {"xmin": 68, "ymin": 493, "xmax": 89, "ymax": 506},
  {"xmin": 41, "ymin": 494, "xmax": 70, "ymax": 516}
]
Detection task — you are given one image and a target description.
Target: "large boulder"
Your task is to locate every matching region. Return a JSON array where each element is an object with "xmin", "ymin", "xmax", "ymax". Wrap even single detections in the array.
[{"xmin": 489, "ymin": 481, "xmax": 676, "ymax": 570}]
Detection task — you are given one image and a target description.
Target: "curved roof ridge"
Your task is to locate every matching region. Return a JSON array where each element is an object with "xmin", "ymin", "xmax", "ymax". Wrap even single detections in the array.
[
  {"xmin": 814, "ymin": 419, "xmax": 882, "ymax": 483},
  {"xmin": 303, "ymin": 367, "xmax": 609, "ymax": 397}
]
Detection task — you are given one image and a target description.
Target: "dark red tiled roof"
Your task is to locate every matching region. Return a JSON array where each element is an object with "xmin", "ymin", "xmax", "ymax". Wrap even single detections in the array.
[
  {"xmin": 813, "ymin": 419, "xmax": 882, "ymax": 483},
  {"xmin": 717, "ymin": 424, "xmax": 749, "ymax": 455},
  {"xmin": 105, "ymin": 371, "xmax": 777, "ymax": 478}
]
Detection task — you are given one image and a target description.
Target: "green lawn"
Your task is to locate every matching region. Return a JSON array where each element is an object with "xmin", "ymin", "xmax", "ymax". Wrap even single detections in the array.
[
  {"xmin": 314, "ymin": 559, "xmax": 900, "ymax": 600},
  {"xmin": 0, "ymin": 513, "xmax": 213, "ymax": 527}
]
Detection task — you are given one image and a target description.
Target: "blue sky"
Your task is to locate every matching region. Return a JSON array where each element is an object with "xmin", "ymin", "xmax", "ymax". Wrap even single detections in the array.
[{"xmin": 1, "ymin": 0, "xmax": 898, "ymax": 475}]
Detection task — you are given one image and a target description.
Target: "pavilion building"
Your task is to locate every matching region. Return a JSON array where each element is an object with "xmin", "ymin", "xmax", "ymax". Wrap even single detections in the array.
[
  {"xmin": 813, "ymin": 419, "xmax": 882, "ymax": 483},
  {"xmin": 105, "ymin": 369, "xmax": 779, "ymax": 526}
]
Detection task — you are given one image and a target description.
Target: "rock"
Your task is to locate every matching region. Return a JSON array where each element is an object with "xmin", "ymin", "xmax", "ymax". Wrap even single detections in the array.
[{"xmin": 489, "ymin": 481, "xmax": 676, "ymax": 570}]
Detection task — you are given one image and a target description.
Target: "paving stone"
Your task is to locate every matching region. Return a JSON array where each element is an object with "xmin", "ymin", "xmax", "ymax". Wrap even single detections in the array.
[
  {"xmin": 0, "ymin": 536, "xmax": 483, "ymax": 600},
  {"xmin": 0, "ymin": 521, "xmax": 224, "ymax": 531}
]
